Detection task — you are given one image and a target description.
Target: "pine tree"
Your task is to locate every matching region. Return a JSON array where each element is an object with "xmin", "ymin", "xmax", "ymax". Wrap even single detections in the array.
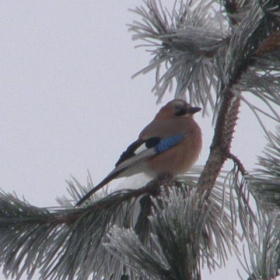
[{"xmin": 0, "ymin": 0, "xmax": 280, "ymax": 279}]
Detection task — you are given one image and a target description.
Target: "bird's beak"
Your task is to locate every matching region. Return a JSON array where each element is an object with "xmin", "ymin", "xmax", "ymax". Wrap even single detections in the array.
[{"xmin": 189, "ymin": 107, "xmax": 201, "ymax": 114}]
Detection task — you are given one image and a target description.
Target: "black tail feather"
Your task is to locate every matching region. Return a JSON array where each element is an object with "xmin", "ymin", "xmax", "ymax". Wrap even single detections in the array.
[{"xmin": 76, "ymin": 170, "xmax": 122, "ymax": 206}]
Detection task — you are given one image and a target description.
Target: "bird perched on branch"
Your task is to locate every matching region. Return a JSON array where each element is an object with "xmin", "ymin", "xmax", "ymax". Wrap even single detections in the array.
[{"xmin": 76, "ymin": 99, "xmax": 202, "ymax": 206}]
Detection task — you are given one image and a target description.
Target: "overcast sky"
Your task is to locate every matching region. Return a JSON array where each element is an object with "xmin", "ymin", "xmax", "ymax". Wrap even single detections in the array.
[{"xmin": 0, "ymin": 1, "xmax": 276, "ymax": 280}]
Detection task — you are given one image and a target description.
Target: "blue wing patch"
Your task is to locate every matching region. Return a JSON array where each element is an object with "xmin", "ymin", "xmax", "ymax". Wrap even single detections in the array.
[{"xmin": 155, "ymin": 133, "xmax": 186, "ymax": 154}]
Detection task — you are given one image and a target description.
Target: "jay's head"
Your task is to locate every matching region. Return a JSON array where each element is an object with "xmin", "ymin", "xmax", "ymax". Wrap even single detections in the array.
[{"xmin": 156, "ymin": 99, "xmax": 201, "ymax": 119}]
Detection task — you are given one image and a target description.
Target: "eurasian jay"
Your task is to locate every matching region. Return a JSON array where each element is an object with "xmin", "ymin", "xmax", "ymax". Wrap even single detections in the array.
[{"xmin": 76, "ymin": 99, "xmax": 202, "ymax": 206}]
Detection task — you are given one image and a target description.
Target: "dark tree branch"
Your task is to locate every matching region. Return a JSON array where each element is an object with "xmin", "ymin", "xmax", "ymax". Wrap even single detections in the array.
[
  {"xmin": 227, "ymin": 152, "xmax": 247, "ymax": 176},
  {"xmin": 197, "ymin": 90, "xmax": 240, "ymax": 193}
]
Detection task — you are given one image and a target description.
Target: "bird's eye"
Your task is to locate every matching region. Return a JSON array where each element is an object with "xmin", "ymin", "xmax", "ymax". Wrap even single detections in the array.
[
  {"xmin": 174, "ymin": 103, "xmax": 187, "ymax": 116},
  {"xmin": 174, "ymin": 104, "xmax": 183, "ymax": 112}
]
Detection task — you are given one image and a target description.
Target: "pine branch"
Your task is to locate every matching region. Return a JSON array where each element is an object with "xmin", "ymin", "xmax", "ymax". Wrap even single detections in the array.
[
  {"xmin": 0, "ymin": 176, "xmax": 172, "ymax": 280},
  {"xmin": 248, "ymin": 126, "xmax": 280, "ymax": 212},
  {"xmin": 240, "ymin": 210, "xmax": 280, "ymax": 279},
  {"xmin": 197, "ymin": 0, "xmax": 280, "ymax": 194},
  {"xmin": 105, "ymin": 181, "xmax": 241, "ymax": 280},
  {"xmin": 129, "ymin": 0, "xmax": 228, "ymax": 109},
  {"xmin": 223, "ymin": 0, "xmax": 254, "ymax": 26},
  {"xmin": 227, "ymin": 152, "xmax": 247, "ymax": 175},
  {"xmin": 197, "ymin": 90, "xmax": 240, "ymax": 193},
  {"xmin": 0, "ymin": 166, "xmax": 249, "ymax": 280}
]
